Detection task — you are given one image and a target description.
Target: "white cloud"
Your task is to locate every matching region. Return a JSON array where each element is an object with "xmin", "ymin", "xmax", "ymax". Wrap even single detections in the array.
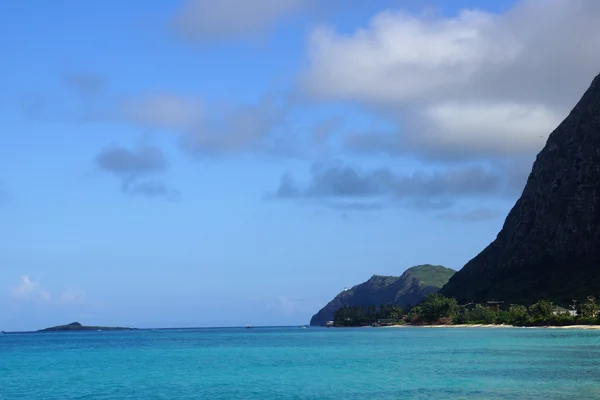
[
  {"xmin": 39, "ymin": 290, "xmax": 52, "ymax": 302},
  {"xmin": 60, "ymin": 288, "xmax": 86, "ymax": 305},
  {"xmin": 301, "ymin": 0, "xmax": 600, "ymax": 160},
  {"xmin": 180, "ymin": 93, "xmax": 288, "ymax": 155},
  {"xmin": 109, "ymin": 91, "xmax": 288, "ymax": 156},
  {"xmin": 77, "ymin": 87, "xmax": 293, "ymax": 157},
  {"xmin": 9, "ymin": 276, "xmax": 85, "ymax": 306},
  {"xmin": 11, "ymin": 275, "xmax": 39, "ymax": 298},
  {"xmin": 171, "ymin": 0, "xmax": 316, "ymax": 42},
  {"xmin": 304, "ymin": 9, "xmax": 520, "ymax": 103},
  {"xmin": 412, "ymin": 102, "xmax": 562, "ymax": 158},
  {"xmin": 119, "ymin": 93, "xmax": 203, "ymax": 131}
]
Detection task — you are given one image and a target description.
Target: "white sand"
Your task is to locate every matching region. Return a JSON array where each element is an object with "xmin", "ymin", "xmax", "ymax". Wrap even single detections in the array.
[{"xmin": 382, "ymin": 324, "xmax": 600, "ymax": 329}]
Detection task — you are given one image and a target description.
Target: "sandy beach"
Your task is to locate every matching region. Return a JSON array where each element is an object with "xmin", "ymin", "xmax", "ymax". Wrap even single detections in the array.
[
  {"xmin": 545, "ymin": 325, "xmax": 600, "ymax": 329},
  {"xmin": 382, "ymin": 324, "xmax": 600, "ymax": 329}
]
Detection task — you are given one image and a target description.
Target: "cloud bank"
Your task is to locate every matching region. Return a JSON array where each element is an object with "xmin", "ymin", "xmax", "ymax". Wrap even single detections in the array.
[
  {"xmin": 63, "ymin": 72, "xmax": 108, "ymax": 96},
  {"xmin": 263, "ymin": 0, "xmax": 600, "ymax": 214},
  {"xmin": 56, "ymin": 0, "xmax": 600, "ymax": 217},
  {"xmin": 118, "ymin": 93, "xmax": 204, "ymax": 132},
  {"xmin": 171, "ymin": 0, "xmax": 318, "ymax": 42},
  {"xmin": 300, "ymin": 0, "xmax": 600, "ymax": 161},
  {"xmin": 271, "ymin": 160, "xmax": 527, "ymax": 211},
  {"xmin": 96, "ymin": 143, "xmax": 180, "ymax": 201}
]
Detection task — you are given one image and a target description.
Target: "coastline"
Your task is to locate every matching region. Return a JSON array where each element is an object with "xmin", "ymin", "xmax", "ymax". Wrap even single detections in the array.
[{"xmin": 380, "ymin": 324, "xmax": 600, "ymax": 330}]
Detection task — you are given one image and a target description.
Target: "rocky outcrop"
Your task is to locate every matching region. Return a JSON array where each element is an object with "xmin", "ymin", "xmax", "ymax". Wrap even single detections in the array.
[
  {"xmin": 38, "ymin": 322, "xmax": 135, "ymax": 332},
  {"xmin": 441, "ymin": 72, "xmax": 600, "ymax": 305},
  {"xmin": 309, "ymin": 265, "xmax": 455, "ymax": 326}
]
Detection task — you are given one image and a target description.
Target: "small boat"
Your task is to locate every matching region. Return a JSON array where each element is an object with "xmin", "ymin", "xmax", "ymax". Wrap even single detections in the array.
[{"xmin": 245, "ymin": 326, "xmax": 252, "ymax": 329}]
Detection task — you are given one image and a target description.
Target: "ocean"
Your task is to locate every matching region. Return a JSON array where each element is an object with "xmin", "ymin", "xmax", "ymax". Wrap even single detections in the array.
[{"xmin": 1, "ymin": 326, "xmax": 599, "ymax": 399}]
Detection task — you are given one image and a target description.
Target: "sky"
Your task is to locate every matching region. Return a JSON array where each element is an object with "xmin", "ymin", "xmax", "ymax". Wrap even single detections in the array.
[{"xmin": 1, "ymin": 0, "xmax": 600, "ymax": 331}]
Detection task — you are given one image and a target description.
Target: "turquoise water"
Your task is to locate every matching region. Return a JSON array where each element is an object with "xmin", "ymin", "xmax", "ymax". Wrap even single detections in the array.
[{"xmin": 2, "ymin": 327, "xmax": 600, "ymax": 399}]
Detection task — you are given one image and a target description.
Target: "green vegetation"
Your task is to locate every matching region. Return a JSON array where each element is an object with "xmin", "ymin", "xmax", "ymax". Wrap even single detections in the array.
[
  {"xmin": 333, "ymin": 304, "xmax": 404, "ymax": 327},
  {"xmin": 504, "ymin": 305, "xmax": 529, "ymax": 326},
  {"xmin": 578, "ymin": 296, "xmax": 600, "ymax": 318},
  {"xmin": 310, "ymin": 265, "xmax": 455, "ymax": 326},
  {"xmin": 455, "ymin": 304, "xmax": 498, "ymax": 324},
  {"xmin": 418, "ymin": 294, "xmax": 459, "ymax": 323},
  {"xmin": 409, "ymin": 265, "xmax": 457, "ymax": 289},
  {"xmin": 38, "ymin": 322, "xmax": 135, "ymax": 332},
  {"xmin": 333, "ymin": 294, "xmax": 600, "ymax": 327}
]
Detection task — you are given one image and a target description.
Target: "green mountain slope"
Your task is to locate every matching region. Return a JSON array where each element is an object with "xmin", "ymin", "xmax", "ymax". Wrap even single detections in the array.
[{"xmin": 309, "ymin": 265, "xmax": 455, "ymax": 326}]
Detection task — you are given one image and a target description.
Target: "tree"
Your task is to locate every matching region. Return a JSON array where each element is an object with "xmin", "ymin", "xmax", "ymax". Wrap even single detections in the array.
[
  {"xmin": 468, "ymin": 304, "xmax": 498, "ymax": 324},
  {"xmin": 419, "ymin": 294, "xmax": 458, "ymax": 323},
  {"xmin": 367, "ymin": 305, "xmax": 377, "ymax": 318},
  {"xmin": 578, "ymin": 296, "xmax": 599, "ymax": 319},
  {"xmin": 408, "ymin": 305, "xmax": 423, "ymax": 324},
  {"xmin": 333, "ymin": 303, "xmax": 405, "ymax": 326},
  {"xmin": 388, "ymin": 305, "xmax": 403, "ymax": 321},
  {"xmin": 528, "ymin": 300, "xmax": 553, "ymax": 323},
  {"xmin": 378, "ymin": 304, "xmax": 388, "ymax": 319},
  {"xmin": 507, "ymin": 305, "xmax": 529, "ymax": 326}
]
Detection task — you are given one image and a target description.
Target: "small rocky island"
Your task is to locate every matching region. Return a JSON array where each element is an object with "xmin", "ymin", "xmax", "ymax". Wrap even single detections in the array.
[{"xmin": 38, "ymin": 322, "xmax": 136, "ymax": 332}]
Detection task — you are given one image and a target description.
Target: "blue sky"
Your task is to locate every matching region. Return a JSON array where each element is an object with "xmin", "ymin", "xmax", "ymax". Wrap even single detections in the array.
[{"xmin": 1, "ymin": 0, "xmax": 600, "ymax": 331}]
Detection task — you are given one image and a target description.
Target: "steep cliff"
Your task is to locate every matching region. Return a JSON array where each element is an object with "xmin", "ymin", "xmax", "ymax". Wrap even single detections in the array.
[
  {"xmin": 441, "ymin": 72, "xmax": 600, "ymax": 305},
  {"xmin": 309, "ymin": 265, "xmax": 455, "ymax": 326}
]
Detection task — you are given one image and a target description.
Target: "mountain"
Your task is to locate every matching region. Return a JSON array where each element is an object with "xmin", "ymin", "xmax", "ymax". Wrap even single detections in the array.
[
  {"xmin": 309, "ymin": 265, "xmax": 455, "ymax": 326},
  {"xmin": 440, "ymin": 72, "xmax": 600, "ymax": 305}
]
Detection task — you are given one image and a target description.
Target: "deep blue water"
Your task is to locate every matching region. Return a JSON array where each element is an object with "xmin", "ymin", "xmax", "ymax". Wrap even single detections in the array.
[{"xmin": 2, "ymin": 327, "xmax": 600, "ymax": 399}]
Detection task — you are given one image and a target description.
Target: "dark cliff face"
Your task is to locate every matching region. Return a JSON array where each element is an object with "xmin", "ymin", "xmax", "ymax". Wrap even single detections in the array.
[
  {"xmin": 441, "ymin": 73, "xmax": 600, "ymax": 305},
  {"xmin": 309, "ymin": 265, "xmax": 455, "ymax": 326}
]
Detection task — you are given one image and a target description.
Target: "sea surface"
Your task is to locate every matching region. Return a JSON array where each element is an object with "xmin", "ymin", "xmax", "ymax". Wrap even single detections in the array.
[{"xmin": 2, "ymin": 326, "xmax": 600, "ymax": 399}]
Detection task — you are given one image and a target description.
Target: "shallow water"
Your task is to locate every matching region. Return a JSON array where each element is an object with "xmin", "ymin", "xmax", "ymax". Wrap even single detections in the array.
[{"xmin": 1, "ymin": 327, "xmax": 599, "ymax": 399}]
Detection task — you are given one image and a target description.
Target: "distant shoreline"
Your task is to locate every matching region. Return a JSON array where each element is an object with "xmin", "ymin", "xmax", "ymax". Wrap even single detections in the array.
[
  {"xmin": 1, "ymin": 328, "xmax": 137, "ymax": 335},
  {"xmin": 1, "ymin": 325, "xmax": 302, "ymax": 334}
]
